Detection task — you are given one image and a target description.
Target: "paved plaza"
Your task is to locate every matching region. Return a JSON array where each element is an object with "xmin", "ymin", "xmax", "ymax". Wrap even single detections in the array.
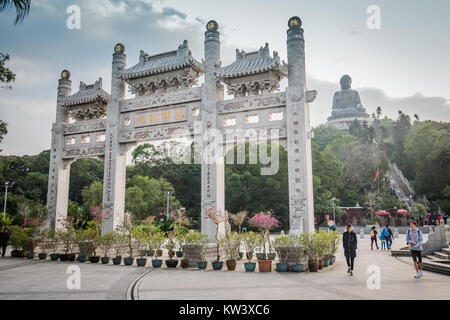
[{"xmin": 0, "ymin": 234, "xmax": 448, "ymax": 300}]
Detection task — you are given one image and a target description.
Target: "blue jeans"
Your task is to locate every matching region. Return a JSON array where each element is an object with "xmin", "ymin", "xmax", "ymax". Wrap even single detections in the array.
[{"xmin": 386, "ymin": 238, "xmax": 392, "ymax": 249}]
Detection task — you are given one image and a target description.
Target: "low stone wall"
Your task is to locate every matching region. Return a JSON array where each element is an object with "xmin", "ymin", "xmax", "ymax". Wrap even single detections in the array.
[
  {"xmin": 422, "ymin": 225, "xmax": 449, "ymax": 255},
  {"xmin": 319, "ymin": 226, "xmax": 430, "ymax": 234}
]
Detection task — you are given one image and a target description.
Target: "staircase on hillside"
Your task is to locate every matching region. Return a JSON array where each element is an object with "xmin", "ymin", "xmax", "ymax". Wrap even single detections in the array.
[{"xmin": 386, "ymin": 162, "xmax": 415, "ymax": 210}]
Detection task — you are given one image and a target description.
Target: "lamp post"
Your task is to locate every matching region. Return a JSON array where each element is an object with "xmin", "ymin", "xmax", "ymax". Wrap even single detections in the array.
[
  {"xmin": 166, "ymin": 191, "xmax": 173, "ymax": 221},
  {"xmin": 332, "ymin": 197, "xmax": 336, "ymax": 223},
  {"xmin": 3, "ymin": 181, "xmax": 14, "ymax": 221}
]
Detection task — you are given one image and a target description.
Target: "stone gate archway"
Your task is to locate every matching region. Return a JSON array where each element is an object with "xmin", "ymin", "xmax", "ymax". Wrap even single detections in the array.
[{"xmin": 46, "ymin": 17, "xmax": 316, "ymax": 241}]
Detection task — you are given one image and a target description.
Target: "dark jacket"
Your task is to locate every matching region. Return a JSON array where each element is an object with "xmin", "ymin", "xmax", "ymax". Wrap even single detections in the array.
[
  {"xmin": 343, "ymin": 231, "xmax": 357, "ymax": 258},
  {"xmin": 0, "ymin": 231, "xmax": 10, "ymax": 246}
]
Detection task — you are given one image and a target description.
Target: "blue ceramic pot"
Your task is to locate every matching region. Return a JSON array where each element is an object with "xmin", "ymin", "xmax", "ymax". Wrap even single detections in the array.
[
  {"xmin": 112, "ymin": 257, "xmax": 122, "ymax": 265},
  {"xmin": 26, "ymin": 252, "xmax": 35, "ymax": 259},
  {"xmin": 244, "ymin": 262, "xmax": 256, "ymax": 272},
  {"xmin": 165, "ymin": 259, "xmax": 179, "ymax": 268},
  {"xmin": 77, "ymin": 255, "xmax": 87, "ymax": 263},
  {"xmin": 176, "ymin": 251, "xmax": 183, "ymax": 258},
  {"xmin": 38, "ymin": 253, "xmax": 47, "ymax": 260},
  {"xmin": 212, "ymin": 261, "xmax": 223, "ymax": 270},
  {"xmin": 124, "ymin": 257, "xmax": 134, "ymax": 265},
  {"xmin": 291, "ymin": 264, "xmax": 304, "ymax": 272},
  {"xmin": 136, "ymin": 258, "xmax": 147, "ymax": 266},
  {"xmin": 152, "ymin": 259, "xmax": 162, "ymax": 268},
  {"xmin": 101, "ymin": 257, "xmax": 110, "ymax": 264},
  {"xmin": 197, "ymin": 261, "xmax": 207, "ymax": 269},
  {"xmin": 50, "ymin": 253, "xmax": 59, "ymax": 261},
  {"xmin": 276, "ymin": 263, "xmax": 289, "ymax": 272},
  {"xmin": 90, "ymin": 256, "xmax": 100, "ymax": 264}
]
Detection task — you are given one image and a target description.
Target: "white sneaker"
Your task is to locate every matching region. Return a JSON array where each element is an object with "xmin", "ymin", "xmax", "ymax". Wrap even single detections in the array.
[
  {"xmin": 419, "ymin": 270, "xmax": 423, "ymax": 277},
  {"xmin": 414, "ymin": 273, "xmax": 420, "ymax": 278}
]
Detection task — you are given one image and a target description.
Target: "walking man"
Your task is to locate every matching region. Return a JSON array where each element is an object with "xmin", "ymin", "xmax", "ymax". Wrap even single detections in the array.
[
  {"xmin": 382, "ymin": 225, "xmax": 394, "ymax": 250},
  {"xmin": 342, "ymin": 224, "xmax": 357, "ymax": 276},
  {"xmin": 406, "ymin": 221, "xmax": 424, "ymax": 278},
  {"xmin": 0, "ymin": 227, "xmax": 10, "ymax": 257}
]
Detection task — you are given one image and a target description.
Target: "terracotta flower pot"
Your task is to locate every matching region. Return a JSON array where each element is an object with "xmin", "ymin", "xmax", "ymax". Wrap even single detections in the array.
[
  {"xmin": 181, "ymin": 258, "xmax": 190, "ymax": 268},
  {"xmin": 257, "ymin": 259, "xmax": 272, "ymax": 272},
  {"xmin": 318, "ymin": 259, "xmax": 324, "ymax": 270},
  {"xmin": 226, "ymin": 259, "xmax": 236, "ymax": 271},
  {"xmin": 308, "ymin": 259, "xmax": 319, "ymax": 272}
]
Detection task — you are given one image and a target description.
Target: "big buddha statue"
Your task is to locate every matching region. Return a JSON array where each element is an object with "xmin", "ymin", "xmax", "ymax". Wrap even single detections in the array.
[{"xmin": 327, "ymin": 75, "xmax": 370, "ymax": 130}]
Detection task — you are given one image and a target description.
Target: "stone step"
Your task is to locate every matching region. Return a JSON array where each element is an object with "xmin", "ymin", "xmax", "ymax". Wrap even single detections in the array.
[
  {"xmin": 441, "ymin": 248, "xmax": 450, "ymax": 255},
  {"xmin": 433, "ymin": 251, "xmax": 449, "ymax": 259}
]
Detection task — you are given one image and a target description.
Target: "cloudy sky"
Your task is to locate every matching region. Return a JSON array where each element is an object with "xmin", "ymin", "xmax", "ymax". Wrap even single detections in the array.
[{"xmin": 0, "ymin": 0, "xmax": 449, "ymax": 155}]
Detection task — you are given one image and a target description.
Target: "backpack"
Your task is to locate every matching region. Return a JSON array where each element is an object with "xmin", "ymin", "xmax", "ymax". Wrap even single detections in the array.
[
  {"xmin": 370, "ymin": 230, "xmax": 375, "ymax": 237},
  {"xmin": 382, "ymin": 228, "xmax": 390, "ymax": 238}
]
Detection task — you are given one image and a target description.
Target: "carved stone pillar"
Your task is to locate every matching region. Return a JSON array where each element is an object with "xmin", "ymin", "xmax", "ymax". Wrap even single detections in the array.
[
  {"xmin": 201, "ymin": 20, "xmax": 226, "ymax": 242},
  {"xmin": 102, "ymin": 44, "xmax": 127, "ymax": 234},
  {"xmin": 46, "ymin": 70, "xmax": 72, "ymax": 230},
  {"xmin": 286, "ymin": 17, "xmax": 315, "ymax": 235}
]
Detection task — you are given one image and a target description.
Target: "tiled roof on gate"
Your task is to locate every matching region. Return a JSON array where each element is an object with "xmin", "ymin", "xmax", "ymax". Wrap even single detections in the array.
[
  {"xmin": 217, "ymin": 43, "xmax": 286, "ymax": 78},
  {"xmin": 118, "ymin": 40, "xmax": 204, "ymax": 80},
  {"xmin": 60, "ymin": 78, "xmax": 110, "ymax": 106}
]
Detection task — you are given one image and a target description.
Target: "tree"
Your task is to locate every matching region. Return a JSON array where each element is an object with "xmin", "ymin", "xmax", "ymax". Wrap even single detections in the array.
[
  {"xmin": 81, "ymin": 181, "xmax": 103, "ymax": 209},
  {"xmin": 404, "ymin": 121, "xmax": 450, "ymax": 201},
  {"xmin": 0, "ymin": 0, "xmax": 31, "ymax": 24},
  {"xmin": 69, "ymin": 158, "xmax": 104, "ymax": 203},
  {"xmin": 125, "ymin": 175, "xmax": 179, "ymax": 222},
  {"xmin": 0, "ymin": 120, "xmax": 7, "ymax": 152},
  {"xmin": 0, "ymin": 53, "xmax": 15, "ymax": 89}
]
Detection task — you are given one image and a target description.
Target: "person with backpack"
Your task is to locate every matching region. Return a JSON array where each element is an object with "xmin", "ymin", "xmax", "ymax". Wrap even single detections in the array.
[
  {"xmin": 406, "ymin": 221, "xmax": 424, "ymax": 278},
  {"xmin": 342, "ymin": 224, "xmax": 357, "ymax": 276},
  {"xmin": 370, "ymin": 226, "xmax": 379, "ymax": 250},
  {"xmin": 379, "ymin": 232, "xmax": 386, "ymax": 250},
  {"xmin": 382, "ymin": 225, "xmax": 394, "ymax": 250}
]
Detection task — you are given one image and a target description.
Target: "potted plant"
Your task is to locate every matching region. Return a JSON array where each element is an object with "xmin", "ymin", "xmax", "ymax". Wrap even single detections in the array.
[
  {"xmin": 228, "ymin": 211, "xmax": 247, "ymax": 259},
  {"xmin": 182, "ymin": 231, "xmax": 208, "ymax": 268},
  {"xmin": 33, "ymin": 229, "xmax": 49, "ymax": 260},
  {"xmin": 328, "ymin": 231, "xmax": 339, "ymax": 265},
  {"xmin": 47, "ymin": 230, "xmax": 60, "ymax": 261},
  {"xmin": 133, "ymin": 227, "xmax": 148, "ymax": 267},
  {"xmin": 117, "ymin": 216, "xmax": 134, "ymax": 266},
  {"xmin": 273, "ymin": 235, "xmax": 292, "ymax": 272},
  {"xmin": 112, "ymin": 231, "xmax": 126, "ymax": 265},
  {"xmin": 241, "ymin": 231, "xmax": 259, "ymax": 272},
  {"xmin": 290, "ymin": 236, "xmax": 306, "ymax": 272},
  {"xmin": 204, "ymin": 208, "xmax": 228, "ymax": 271},
  {"xmin": 147, "ymin": 231, "xmax": 165, "ymax": 268},
  {"xmin": 248, "ymin": 212, "xmax": 279, "ymax": 272},
  {"xmin": 164, "ymin": 231, "xmax": 178, "ymax": 268},
  {"xmin": 316, "ymin": 231, "xmax": 329, "ymax": 270},
  {"xmin": 302, "ymin": 233, "xmax": 319, "ymax": 272},
  {"xmin": 8, "ymin": 225, "xmax": 25, "ymax": 258},
  {"xmin": 196, "ymin": 238, "xmax": 208, "ymax": 270},
  {"xmin": 98, "ymin": 232, "xmax": 115, "ymax": 265},
  {"xmin": 220, "ymin": 232, "xmax": 241, "ymax": 271},
  {"xmin": 58, "ymin": 230, "xmax": 71, "ymax": 261},
  {"xmin": 175, "ymin": 232, "xmax": 184, "ymax": 258},
  {"xmin": 76, "ymin": 229, "xmax": 96, "ymax": 263}
]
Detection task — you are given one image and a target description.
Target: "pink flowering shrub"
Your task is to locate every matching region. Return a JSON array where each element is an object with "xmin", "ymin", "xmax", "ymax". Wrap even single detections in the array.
[
  {"xmin": 248, "ymin": 212, "xmax": 279, "ymax": 232},
  {"xmin": 203, "ymin": 208, "xmax": 228, "ymax": 261},
  {"xmin": 248, "ymin": 212, "xmax": 279, "ymax": 258}
]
